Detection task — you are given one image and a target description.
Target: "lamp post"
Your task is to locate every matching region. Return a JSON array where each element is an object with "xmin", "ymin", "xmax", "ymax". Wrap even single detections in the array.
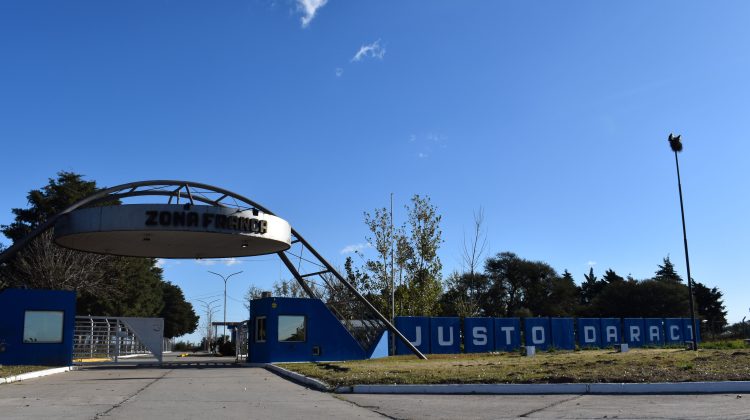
[
  {"xmin": 668, "ymin": 133, "xmax": 698, "ymax": 351},
  {"xmin": 209, "ymin": 270, "xmax": 243, "ymax": 344}
]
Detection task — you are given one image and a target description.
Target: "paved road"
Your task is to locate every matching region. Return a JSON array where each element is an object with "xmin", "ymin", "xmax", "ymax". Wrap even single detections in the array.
[
  {"xmin": 339, "ymin": 393, "xmax": 750, "ymax": 419},
  {"xmin": 0, "ymin": 363, "xmax": 382, "ymax": 419},
  {"xmin": 2, "ymin": 360, "xmax": 749, "ymax": 419}
]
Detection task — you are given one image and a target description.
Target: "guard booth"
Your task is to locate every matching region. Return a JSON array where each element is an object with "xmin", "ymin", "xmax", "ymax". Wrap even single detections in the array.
[
  {"xmin": 0, "ymin": 289, "xmax": 76, "ymax": 366},
  {"xmin": 248, "ymin": 296, "xmax": 388, "ymax": 363}
]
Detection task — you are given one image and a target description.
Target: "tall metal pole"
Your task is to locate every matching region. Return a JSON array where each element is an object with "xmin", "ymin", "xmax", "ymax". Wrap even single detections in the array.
[
  {"xmin": 668, "ymin": 134, "xmax": 698, "ymax": 351},
  {"xmin": 390, "ymin": 192, "xmax": 396, "ymax": 356},
  {"xmin": 209, "ymin": 271, "xmax": 243, "ymax": 344}
]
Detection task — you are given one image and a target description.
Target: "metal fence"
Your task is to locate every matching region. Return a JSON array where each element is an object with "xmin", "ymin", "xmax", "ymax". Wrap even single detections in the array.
[{"xmin": 73, "ymin": 316, "xmax": 156, "ymax": 361}]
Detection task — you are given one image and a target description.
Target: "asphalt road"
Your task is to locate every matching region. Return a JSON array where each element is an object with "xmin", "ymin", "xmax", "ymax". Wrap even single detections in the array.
[{"xmin": 1, "ymin": 359, "xmax": 749, "ymax": 419}]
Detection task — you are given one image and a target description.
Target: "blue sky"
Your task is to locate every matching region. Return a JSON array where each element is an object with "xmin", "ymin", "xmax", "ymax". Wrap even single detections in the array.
[{"xmin": 2, "ymin": 1, "xmax": 749, "ymax": 342}]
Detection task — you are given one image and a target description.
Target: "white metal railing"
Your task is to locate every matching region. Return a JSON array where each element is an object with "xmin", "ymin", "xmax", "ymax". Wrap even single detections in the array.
[{"xmin": 73, "ymin": 316, "xmax": 154, "ymax": 361}]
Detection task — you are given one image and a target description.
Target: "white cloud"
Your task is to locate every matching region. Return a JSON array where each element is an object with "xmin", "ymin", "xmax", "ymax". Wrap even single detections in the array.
[
  {"xmin": 194, "ymin": 258, "xmax": 243, "ymax": 267},
  {"xmin": 417, "ymin": 152, "xmax": 428, "ymax": 159},
  {"xmin": 340, "ymin": 242, "xmax": 371, "ymax": 255},
  {"xmin": 297, "ymin": 0, "xmax": 328, "ymax": 28},
  {"xmin": 352, "ymin": 39, "xmax": 386, "ymax": 62},
  {"xmin": 335, "ymin": 67, "xmax": 344, "ymax": 77},
  {"xmin": 587, "ymin": 261, "xmax": 597, "ymax": 267},
  {"xmin": 155, "ymin": 258, "xmax": 166, "ymax": 268}
]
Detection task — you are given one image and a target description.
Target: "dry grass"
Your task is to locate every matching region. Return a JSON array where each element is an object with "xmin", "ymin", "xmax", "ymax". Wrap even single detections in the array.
[
  {"xmin": 278, "ymin": 348, "xmax": 750, "ymax": 387},
  {"xmin": 0, "ymin": 365, "xmax": 50, "ymax": 379}
]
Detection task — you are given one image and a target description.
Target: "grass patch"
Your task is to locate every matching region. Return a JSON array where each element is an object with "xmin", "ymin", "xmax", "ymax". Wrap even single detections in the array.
[
  {"xmin": 0, "ymin": 365, "xmax": 50, "ymax": 379},
  {"xmin": 700, "ymin": 339, "xmax": 748, "ymax": 350},
  {"xmin": 278, "ymin": 348, "xmax": 750, "ymax": 387}
]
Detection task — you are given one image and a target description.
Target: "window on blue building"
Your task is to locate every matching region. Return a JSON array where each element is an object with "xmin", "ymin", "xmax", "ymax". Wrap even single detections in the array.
[
  {"xmin": 23, "ymin": 311, "xmax": 64, "ymax": 343},
  {"xmin": 278, "ymin": 315, "xmax": 306, "ymax": 342},
  {"xmin": 255, "ymin": 316, "xmax": 266, "ymax": 342}
]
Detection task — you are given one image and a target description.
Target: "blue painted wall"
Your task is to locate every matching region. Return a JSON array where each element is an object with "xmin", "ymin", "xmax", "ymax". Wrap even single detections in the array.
[
  {"xmin": 248, "ymin": 297, "xmax": 378, "ymax": 363},
  {"xmin": 0, "ymin": 289, "xmax": 76, "ymax": 366},
  {"xmin": 464, "ymin": 317, "xmax": 494, "ymax": 353},
  {"xmin": 550, "ymin": 318, "xmax": 575, "ymax": 350},
  {"xmin": 623, "ymin": 318, "xmax": 646, "ymax": 347},
  {"xmin": 644, "ymin": 318, "xmax": 664, "ymax": 346},
  {"xmin": 494, "ymin": 318, "xmax": 521, "ymax": 352},
  {"xmin": 524, "ymin": 318, "xmax": 551, "ymax": 351},
  {"xmin": 664, "ymin": 318, "xmax": 684, "ymax": 345},
  {"xmin": 600, "ymin": 318, "xmax": 621, "ymax": 346},
  {"xmin": 395, "ymin": 316, "xmax": 431, "ymax": 355},
  {"xmin": 577, "ymin": 318, "xmax": 602, "ymax": 348},
  {"xmin": 429, "ymin": 317, "xmax": 461, "ymax": 354},
  {"xmin": 682, "ymin": 318, "xmax": 701, "ymax": 343}
]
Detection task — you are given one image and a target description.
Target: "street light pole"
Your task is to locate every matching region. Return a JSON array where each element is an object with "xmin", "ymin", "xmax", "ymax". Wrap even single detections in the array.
[
  {"xmin": 668, "ymin": 133, "xmax": 698, "ymax": 351},
  {"xmin": 209, "ymin": 270, "xmax": 243, "ymax": 344}
]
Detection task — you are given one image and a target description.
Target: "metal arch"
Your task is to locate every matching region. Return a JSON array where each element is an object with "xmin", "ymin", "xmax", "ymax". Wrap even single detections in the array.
[{"xmin": 0, "ymin": 180, "xmax": 427, "ymax": 360}]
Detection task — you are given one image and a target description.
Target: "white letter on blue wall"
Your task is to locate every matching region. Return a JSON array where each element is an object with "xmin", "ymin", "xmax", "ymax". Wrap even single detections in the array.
[
  {"xmin": 532, "ymin": 326, "xmax": 545, "ymax": 344},
  {"xmin": 473, "ymin": 327, "xmax": 487, "ymax": 346},
  {"xmin": 501, "ymin": 326, "xmax": 515, "ymax": 345},
  {"xmin": 583, "ymin": 326, "xmax": 596, "ymax": 344},
  {"xmin": 411, "ymin": 327, "xmax": 421, "ymax": 346},
  {"xmin": 438, "ymin": 326, "xmax": 453, "ymax": 346},
  {"xmin": 629, "ymin": 326, "xmax": 640, "ymax": 342},
  {"xmin": 650, "ymin": 326, "xmax": 660, "ymax": 341}
]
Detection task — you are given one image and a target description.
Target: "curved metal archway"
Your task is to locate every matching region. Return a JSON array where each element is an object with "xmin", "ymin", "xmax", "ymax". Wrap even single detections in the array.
[{"xmin": 0, "ymin": 180, "xmax": 426, "ymax": 359}]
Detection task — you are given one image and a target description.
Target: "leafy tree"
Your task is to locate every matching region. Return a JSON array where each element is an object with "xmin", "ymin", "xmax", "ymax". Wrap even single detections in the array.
[
  {"xmin": 160, "ymin": 281, "xmax": 199, "ymax": 338},
  {"xmin": 654, "ymin": 256, "xmax": 683, "ymax": 283},
  {"xmin": 580, "ymin": 267, "xmax": 605, "ymax": 306},
  {"xmin": 400, "ymin": 195, "xmax": 443, "ymax": 316},
  {"xmin": 693, "ymin": 281, "xmax": 727, "ymax": 335}
]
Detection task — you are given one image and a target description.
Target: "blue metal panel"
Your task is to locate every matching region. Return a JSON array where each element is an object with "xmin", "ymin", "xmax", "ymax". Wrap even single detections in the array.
[
  {"xmin": 623, "ymin": 318, "xmax": 646, "ymax": 347},
  {"xmin": 464, "ymin": 318, "xmax": 494, "ymax": 353},
  {"xmin": 550, "ymin": 318, "xmax": 574, "ymax": 350},
  {"xmin": 248, "ymin": 297, "xmax": 368, "ymax": 363},
  {"xmin": 577, "ymin": 318, "xmax": 602, "ymax": 348},
  {"xmin": 524, "ymin": 318, "xmax": 551, "ymax": 351},
  {"xmin": 494, "ymin": 318, "xmax": 521, "ymax": 352},
  {"xmin": 600, "ymin": 318, "xmax": 621, "ymax": 346},
  {"xmin": 682, "ymin": 318, "xmax": 701, "ymax": 343},
  {"xmin": 664, "ymin": 318, "xmax": 684, "ymax": 345},
  {"xmin": 644, "ymin": 318, "xmax": 664, "ymax": 346},
  {"xmin": 394, "ymin": 316, "xmax": 431, "ymax": 355},
  {"xmin": 0, "ymin": 289, "xmax": 76, "ymax": 366},
  {"xmin": 429, "ymin": 317, "xmax": 461, "ymax": 354}
]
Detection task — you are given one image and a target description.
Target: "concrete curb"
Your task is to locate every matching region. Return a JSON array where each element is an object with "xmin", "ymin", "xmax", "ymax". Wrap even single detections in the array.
[
  {"xmin": 334, "ymin": 381, "xmax": 750, "ymax": 395},
  {"xmin": 265, "ymin": 364, "xmax": 331, "ymax": 392},
  {"xmin": 1, "ymin": 366, "xmax": 78, "ymax": 385}
]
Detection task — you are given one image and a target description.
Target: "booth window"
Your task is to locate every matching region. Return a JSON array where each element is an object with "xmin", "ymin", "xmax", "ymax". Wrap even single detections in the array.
[
  {"xmin": 23, "ymin": 311, "xmax": 64, "ymax": 344},
  {"xmin": 255, "ymin": 316, "xmax": 267, "ymax": 342},
  {"xmin": 278, "ymin": 315, "xmax": 306, "ymax": 342}
]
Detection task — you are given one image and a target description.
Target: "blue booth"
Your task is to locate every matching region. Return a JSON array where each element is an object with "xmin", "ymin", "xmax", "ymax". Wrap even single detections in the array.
[
  {"xmin": 248, "ymin": 297, "xmax": 387, "ymax": 363},
  {"xmin": 0, "ymin": 289, "xmax": 76, "ymax": 366}
]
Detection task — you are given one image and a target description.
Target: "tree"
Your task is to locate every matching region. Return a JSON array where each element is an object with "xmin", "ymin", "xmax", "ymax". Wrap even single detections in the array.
[
  {"xmin": 580, "ymin": 267, "xmax": 605, "ymax": 306},
  {"xmin": 693, "ymin": 281, "xmax": 727, "ymax": 336},
  {"xmin": 160, "ymin": 281, "xmax": 199, "ymax": 338},
  {"xmin": 361, "ymin": 207, "xmax": 394, "ymax": 315},
  {"xmin": 654, "ymin": 256, "xmax": 683, "ymax": 283},
  {"xmin": 400, "ymin": 195, "xmax": 443, "ymax": 316}
]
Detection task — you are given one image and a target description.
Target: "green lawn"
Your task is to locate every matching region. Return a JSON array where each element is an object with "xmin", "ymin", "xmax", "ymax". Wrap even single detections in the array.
[
  {"xmin": 0, "ymin": 365, "xmax": 50, "ymax": 379},
  {"xmin": 278, "ymin": 347, "xmax": 750, "ymax": 388}
]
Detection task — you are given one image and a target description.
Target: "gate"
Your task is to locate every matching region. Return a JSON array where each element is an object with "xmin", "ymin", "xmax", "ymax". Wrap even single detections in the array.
[{"xmin": 73, "ymin": 316, "xmax": 164, "ymax": 363}]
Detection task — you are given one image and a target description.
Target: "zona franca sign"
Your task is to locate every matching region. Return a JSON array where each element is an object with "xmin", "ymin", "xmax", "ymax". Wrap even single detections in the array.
[{"xmin": 54, "ymin": 204, "xmax": 292, "ymax": 259}]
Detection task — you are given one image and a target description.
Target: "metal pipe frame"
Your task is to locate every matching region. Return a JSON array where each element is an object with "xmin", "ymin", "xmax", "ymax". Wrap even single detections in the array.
[{"xmin": 0, "ymin": 180, "xmax": 427, "ymax": 360}]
